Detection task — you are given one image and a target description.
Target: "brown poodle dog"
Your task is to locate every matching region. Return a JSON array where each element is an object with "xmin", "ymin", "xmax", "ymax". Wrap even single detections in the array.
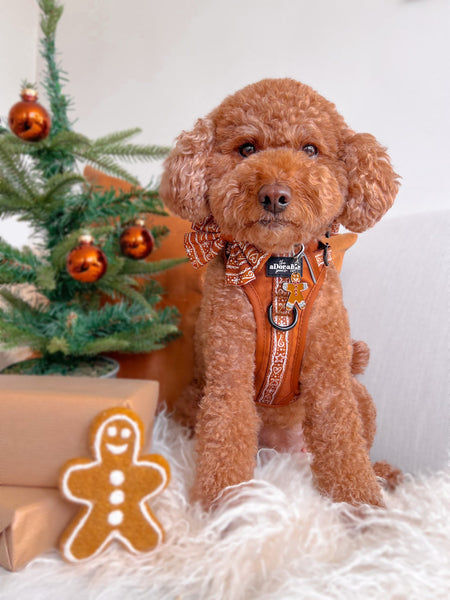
[{"xmin": 160, "ymin": 78, "xmax": 400, "ymax": 509}]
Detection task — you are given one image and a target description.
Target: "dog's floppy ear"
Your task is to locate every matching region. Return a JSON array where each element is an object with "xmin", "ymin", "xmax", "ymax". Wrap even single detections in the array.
[
  {"xmin": 160, "ymin": 117, "xmax": 214, "ymax": 222},
  {"xmin": 339, "ymin": 132, "xmax": 400, "ymax": 232}
]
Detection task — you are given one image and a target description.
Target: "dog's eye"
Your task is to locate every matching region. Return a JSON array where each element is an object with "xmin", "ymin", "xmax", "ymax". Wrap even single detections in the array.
[
  {"xmin": 239, "ymin": 143, "xmax": 256, "ymax": 157},
  {"xmin": 302, "ymin": 144, "xmax": 318, "ymax": 157}
]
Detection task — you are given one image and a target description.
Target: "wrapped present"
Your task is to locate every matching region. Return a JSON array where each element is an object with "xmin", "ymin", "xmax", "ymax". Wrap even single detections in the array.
[
  {"xmin": 0, "ymin": 376, "xmax": 158, "ymax": 488},
  {"xmin": 0, "ymin": 486, "xmax": 75, "ymax": 571},
  {"xmin": 0, "ymin": 376, "xmax": 159, "ymax": 570}
]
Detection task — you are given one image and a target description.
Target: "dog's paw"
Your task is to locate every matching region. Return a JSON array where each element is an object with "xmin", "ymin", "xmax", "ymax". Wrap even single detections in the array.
[
  {"xmin": 318, "ymin": 476, "xmax": 385, "ymax": 509},
  {"xmin": 190, "ymin": 478, "xmax": 224, "ymax": 511}
]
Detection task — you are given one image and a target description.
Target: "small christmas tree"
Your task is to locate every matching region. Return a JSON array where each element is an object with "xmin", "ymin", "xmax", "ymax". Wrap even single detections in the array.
[{"xmin": 0, "ymin": 0, "xmax": 183, "ymax": 376}]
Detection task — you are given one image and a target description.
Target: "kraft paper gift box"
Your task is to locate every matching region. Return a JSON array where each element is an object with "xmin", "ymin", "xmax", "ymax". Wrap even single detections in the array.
[
  {"xmin": 0, "ymin": 375, "xmax": 159, "ymax": 488},
  {"xmin": 0, "ymin": 375, "xmax": 159, "ymax": 570},
  {"xmin": 0, "ymin": 486, "xmax": 76, "ymax": 571}
]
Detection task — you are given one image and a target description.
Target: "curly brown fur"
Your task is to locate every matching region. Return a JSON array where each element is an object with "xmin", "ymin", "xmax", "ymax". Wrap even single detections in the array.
[
  {"xmin": 373, "ymin": 461, "xmax": 404, "ymax": 491},
  {"xmin": 160, "ymin": 78, "xmax": 400, "ymax": 509},
  {"xmin": 351, "ymin": 340, "xmax": 370, "ymax": 375}
]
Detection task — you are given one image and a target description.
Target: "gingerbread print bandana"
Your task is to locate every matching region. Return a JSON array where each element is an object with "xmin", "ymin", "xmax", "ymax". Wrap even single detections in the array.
[{"xmin": 184, "ymin": 215, "xmax": 269, "ymax": 286}]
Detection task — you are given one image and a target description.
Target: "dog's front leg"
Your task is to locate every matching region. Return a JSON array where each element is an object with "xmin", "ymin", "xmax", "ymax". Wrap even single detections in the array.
[
  {"xmin": 301, "ymin": 269, "xmax": 384, "ymax": 507},
  {"xmin": 191, "ymin": 259, "xmax": 260, "ymax": 508}
]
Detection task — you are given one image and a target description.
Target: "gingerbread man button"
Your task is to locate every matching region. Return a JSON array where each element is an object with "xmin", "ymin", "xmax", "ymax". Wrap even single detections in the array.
[
  {"xmin": 282, "ymin": 272, "xmax": 308, "ymax": 310},
  {"xmin": 59, "ymin": 407, "xmax": 170, "ymax": 563}
]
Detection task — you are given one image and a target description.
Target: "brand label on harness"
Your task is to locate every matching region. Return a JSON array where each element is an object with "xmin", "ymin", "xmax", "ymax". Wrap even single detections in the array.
[{"xmin": 266, "ymin": 256, "xmax": 303, "ymax": 278}]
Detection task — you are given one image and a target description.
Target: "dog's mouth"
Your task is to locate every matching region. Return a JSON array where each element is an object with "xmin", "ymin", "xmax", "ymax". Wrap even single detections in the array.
[
  {"xmin": 257, "ymin": 217, "xmax": 289, "ymax": 230},
  {"xmin": 240, "ymin": 215, "xmax": 307, "ymax": 254}
]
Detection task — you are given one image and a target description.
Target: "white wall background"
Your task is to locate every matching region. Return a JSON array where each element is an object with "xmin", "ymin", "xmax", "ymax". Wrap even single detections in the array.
[{"xmin": 0, "ymin": 0, "xmax": 449, "ymax": 246}]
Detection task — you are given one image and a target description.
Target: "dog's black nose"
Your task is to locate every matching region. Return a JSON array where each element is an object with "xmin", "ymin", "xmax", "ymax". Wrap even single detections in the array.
[{"xmin": 258, "ymin": 183, "xmax": 291, "ymax": 214}]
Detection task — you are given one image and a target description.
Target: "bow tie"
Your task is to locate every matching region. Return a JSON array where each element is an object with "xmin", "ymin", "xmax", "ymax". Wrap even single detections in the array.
[{"xmin": 184, "ymin": 215, "xmax": 269, "ymax": 286}]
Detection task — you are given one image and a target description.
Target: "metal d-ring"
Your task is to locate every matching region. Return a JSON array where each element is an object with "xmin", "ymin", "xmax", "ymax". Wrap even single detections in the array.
[{"xmin": 267, "ymin": 304, "xmax": 299, "ymax": 331}]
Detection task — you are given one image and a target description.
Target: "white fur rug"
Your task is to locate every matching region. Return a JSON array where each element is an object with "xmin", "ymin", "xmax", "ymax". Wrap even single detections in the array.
[{"xmin": 1, "ymin": 412, "xmax": 449, "ymax": 600}]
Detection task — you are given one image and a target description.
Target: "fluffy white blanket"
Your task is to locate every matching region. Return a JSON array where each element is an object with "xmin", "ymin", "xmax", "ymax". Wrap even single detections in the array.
[{"xmin": 2, "ymin": 413, "xmax": 449, "ymax": 600}]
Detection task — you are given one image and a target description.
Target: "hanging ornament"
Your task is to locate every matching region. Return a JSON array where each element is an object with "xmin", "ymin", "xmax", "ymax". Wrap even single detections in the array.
[
  {"xmin": 8, "ymin": 88, "xmax": 51, "ymax": 141},
  {"xmin": 120, "ymin": 218, "xmax": 154, "ymax": 260},
  {"xmin": 66, "ymin": 234, "xmax": 107, "ymax": 283}
]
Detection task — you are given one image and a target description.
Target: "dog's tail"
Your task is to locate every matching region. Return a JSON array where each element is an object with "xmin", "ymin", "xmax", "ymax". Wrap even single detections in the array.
[
  {"xmin": 373, "ymin": 460, "xmax": 404, "ymax": 491},
  {"xmin": 351, "ymin": 340, "xmax": 370, "ymax": 375}
]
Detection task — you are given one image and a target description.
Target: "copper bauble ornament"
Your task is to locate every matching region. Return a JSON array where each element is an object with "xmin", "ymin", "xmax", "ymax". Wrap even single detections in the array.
[
  {"xmin": 120, "ymin": 219, "xmax": 154, "ymax": 260},
  {"xmin": 66, "ymin": 234, "xmax": 107, "ymax": 283},
  {"xmin": 8, "ymin": 88, "xmax": 51, "ymax": 141}
]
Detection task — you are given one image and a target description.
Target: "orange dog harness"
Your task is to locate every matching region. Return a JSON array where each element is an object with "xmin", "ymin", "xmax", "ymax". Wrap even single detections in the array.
[
  {"xmin": 185, "ymin": 216, "xmax": 332, "ymax": 407},
  {"xmin": 243, "ymin": 244, "xmax": 330, "ymax": 406}
]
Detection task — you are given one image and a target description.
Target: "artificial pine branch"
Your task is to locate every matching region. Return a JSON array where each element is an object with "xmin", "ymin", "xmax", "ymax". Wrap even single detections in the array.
[
  {"xmin": 92, "ymin": 128, "xmax": 143, "ymax": 147},
  {"xmin": 0, "ymin": 318, "xmax": 48, "ymax": 352},
  {"xmin": 83, "ymin": 322, "xmax": 179, "ymax": 354},
  {"xmin": 121, "ymin": 257, "xmax": 188, "ymax": 276},
  {"xmin": 90, "ymin": 142, "xmax": 170, "ymax": 162},
  {"xmin": 73, "ymin": 150, "xmax": 141, "ymax": 185},
  {"xmin": 71, "ymin": 188, "xmax": 166, "ymax": 229},
  {"xmin": 81, "ymin": 337, "xmax": 131, "ymax": 354},
  {"xmin": 37, "ymin": 172, "xmax": 85, "ymax": 209},
  {"xmin": 71, "ymin": 301, "xmax": 148, "ymax": 331},
  {"xmin": 46, "ymin": 336, "xmax": 69, "ymax": 354},
  {"xmin": 0, "ymin": 240, "xmax": 41, "ymax": 284},
  {"xmin": 0, "ymin": 182, "xmax": 32, "ymax": 216},
  {"xmin": 38, "ymin": 0, "xmax": 72, "ymax": 136},
  {"xmin": 0, "ymin": 133, "xmax": 34, "ymax": 155},
  {"xmin": 150, "ymin": 225, "xmax": 170, "ymax": 247},
  {"xmin": 30, "ymin": 128, "xmax": 168, "ymax": 179},
  {"xmin": 29, "ymin": 301, "xmax": 178, "ymax": 356},
  {"xmin": 0, "ymin": 289, "xmax": 49, "ymax": 351},
  {"xmin": 35, "ymin": 0, "xmax": 76, "ymax": 179},
  {"xmin": 98, "ymin": 277, "xmax": 153, "ymax": 311},
  {"xmin": 0, "ymin": 287, "xmax": 45, "ymax": 315},
  {"xmin": 34, "ymin": 131, "xmax": 90, "ymax": 153},
  {"xmin": 0, "ymin": 141, "xmax": 41, "ymax": 203},
  {"xmin": 47, "ymin": 302, "xmax": 153, "ymax": 353},
  {"xmin": 35, "ymin": 264, "xmax": 56, "ymax": 291}
]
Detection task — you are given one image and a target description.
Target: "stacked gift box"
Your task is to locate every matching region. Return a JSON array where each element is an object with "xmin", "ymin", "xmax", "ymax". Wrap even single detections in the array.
[{"xmin": 0, "ymin": 375, "xmax": 159, "ymax": 570}]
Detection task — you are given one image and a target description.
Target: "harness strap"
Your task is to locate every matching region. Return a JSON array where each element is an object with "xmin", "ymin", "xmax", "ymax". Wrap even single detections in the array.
[{"xmin": 243, "ymin": 244, "xmax": 329, "ymax": 407}]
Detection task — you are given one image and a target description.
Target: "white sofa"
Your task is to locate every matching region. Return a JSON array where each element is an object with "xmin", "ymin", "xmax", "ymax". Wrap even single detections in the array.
[{"xmin": 341, "ymin": 209, "xmax": 449, "ymax": 474}]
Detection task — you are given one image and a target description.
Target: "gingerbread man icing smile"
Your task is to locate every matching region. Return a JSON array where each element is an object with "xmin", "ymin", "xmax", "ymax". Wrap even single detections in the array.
[{"xmin": 59, "ymin": 407, "xmax": 170, "ymax": 562}]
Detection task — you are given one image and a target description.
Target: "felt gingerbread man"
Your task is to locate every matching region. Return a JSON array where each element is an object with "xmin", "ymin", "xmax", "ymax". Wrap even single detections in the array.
[
  {"xmin": 282, "ymin": 272, "xmax": 308, "ymax": 310},
  {"xmin": 59, "ymin": 407, "xmax": 170, "ymax": 562}
]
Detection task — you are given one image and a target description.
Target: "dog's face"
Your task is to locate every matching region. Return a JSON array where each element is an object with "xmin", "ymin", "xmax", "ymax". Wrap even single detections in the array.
[
  {"xmin": 205, "ymin": 80, "xmax": 349, "ymax": 253},
  {"xmin": 161, "ymin": 79, "xmax": 399, "ymax": 254}
]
